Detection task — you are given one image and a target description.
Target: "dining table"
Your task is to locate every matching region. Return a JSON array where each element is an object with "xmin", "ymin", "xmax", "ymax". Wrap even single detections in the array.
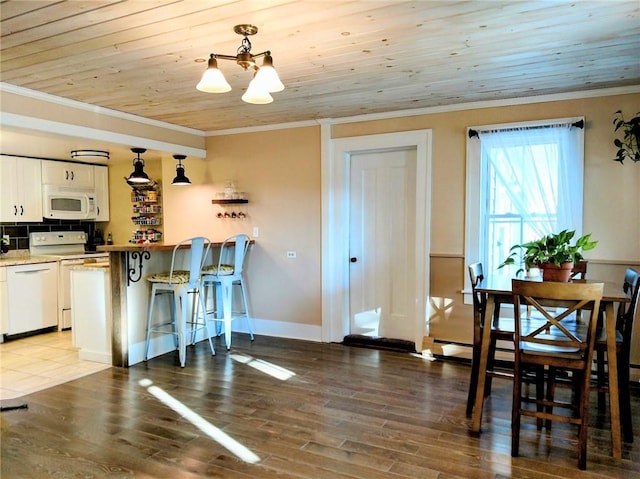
[{"xmin": 470, "ymin": 274, "xmax": 629, "ymax": 460}]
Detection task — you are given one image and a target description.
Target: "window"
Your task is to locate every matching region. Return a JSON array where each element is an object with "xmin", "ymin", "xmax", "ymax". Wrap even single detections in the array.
[{"xmin": 465, "ymin": 118, "xmax": 585, "ymax": 286}]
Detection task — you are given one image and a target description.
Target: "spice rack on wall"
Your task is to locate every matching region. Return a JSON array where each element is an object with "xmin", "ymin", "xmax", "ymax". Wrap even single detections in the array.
[{"xmin": 130, "ymin": 182, "xmax": 163, "ymax": 243}]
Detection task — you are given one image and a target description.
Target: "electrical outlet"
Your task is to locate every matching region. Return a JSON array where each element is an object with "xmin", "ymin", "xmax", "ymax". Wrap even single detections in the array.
[
  {"xmin": 1, "ymin": 234, "xmax": 9, "ymax": 245},
  {"xmin": 287, "ymin": 251, "xmax": 296, "ymax": 258},
  {"xmin": 253, "ymin": 227, "xmax": 259, "ymax": 238}
]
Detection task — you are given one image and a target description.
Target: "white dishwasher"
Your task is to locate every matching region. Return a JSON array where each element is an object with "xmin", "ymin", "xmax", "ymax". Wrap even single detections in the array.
[{"xmin": 6, "ymin": 262, "xmax": 58, "ymax": 335}]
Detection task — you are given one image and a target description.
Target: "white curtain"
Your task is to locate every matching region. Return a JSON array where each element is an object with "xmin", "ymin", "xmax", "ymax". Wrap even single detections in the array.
[
  {"xmin": 471, "ymin": 123, "xmax": 585, "ymax": 277},
  {"xmin": 479, "ymin": 125, "xmax": 583, "ymax": 240}
]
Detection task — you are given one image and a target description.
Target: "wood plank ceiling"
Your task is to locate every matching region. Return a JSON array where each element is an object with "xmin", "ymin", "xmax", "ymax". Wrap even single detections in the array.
[{"xmin": 1, "ymin": 0, "xmax": 639, "ymax": 132}]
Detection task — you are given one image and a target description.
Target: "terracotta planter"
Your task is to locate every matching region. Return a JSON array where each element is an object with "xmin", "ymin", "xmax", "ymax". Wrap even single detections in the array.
[{"xmin": 539, "ymin": 262, "xmax": 574, "ymax": 282}]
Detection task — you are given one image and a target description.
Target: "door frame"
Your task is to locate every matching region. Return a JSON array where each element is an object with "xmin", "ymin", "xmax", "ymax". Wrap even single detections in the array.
[{"xmin": 321, "ymin": 129, "xmax": 432, "ymax": 348}]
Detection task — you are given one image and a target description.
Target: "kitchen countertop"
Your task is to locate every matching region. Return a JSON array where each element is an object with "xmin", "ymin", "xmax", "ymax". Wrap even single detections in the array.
[
  {"xmin": 0, "ymin": 251, "xmax": 60, "ymax": 267},
  {"xmin": 97, "ymin": 242, "xmax": 187, "ymax": 252},
  {"xmin": 97, "ymin": 239, "xmax": 253, "ymax": 253},
  {"xmin": 70, "ymin": 262, "xmax": 110, "ymax": 271}
]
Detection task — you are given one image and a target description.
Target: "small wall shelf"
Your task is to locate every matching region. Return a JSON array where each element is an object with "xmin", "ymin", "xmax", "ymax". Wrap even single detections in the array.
[
  {"xmin": 211, "ymin": 199, "xmax": 249, "ymax": 205},
  {"xmin": 212, "ymin": 198, "xmax": 248, "ymax": 220}
]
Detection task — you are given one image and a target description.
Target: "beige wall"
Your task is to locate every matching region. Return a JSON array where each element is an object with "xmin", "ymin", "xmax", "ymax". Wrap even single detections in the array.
[
  {"xmin": 5, "ymin": 88, "xmax": 639, "ymax": 348},
  {"xmin": 157, "ymin": 127, "xmax": 322, "ymax": 327},
  {"xmin": 333, "ymin": 94, "xmax": 640, "ymax": 260},
  {"xmin": 106, "ymin": 160, "xmax": 164, "ymax": 245},
  {"xmin": 160, "ymin": 93, "xmax": 637, "ymax": 348},
  {"xmin": 330, "ymin": 94, "xmax": 640, "ymax": 349}
]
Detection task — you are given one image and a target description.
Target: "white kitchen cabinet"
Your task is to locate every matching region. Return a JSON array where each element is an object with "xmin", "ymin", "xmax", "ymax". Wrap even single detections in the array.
[
  {"xmin": 5, "ymin": 262, "xmax": 58, "ymax": 336},
  {"xmin": 94, "ymin": 165, "xmax": 110, "ymax": 221},
  {"xmin": 0, "ymin": 155, "xmax": 43, "ymax": 222},
  {"xmin": 71, "ymin": 264, "xmax": 111, "ymax": 363},
  {"xmin": 42, "ymin": 160, "xmax": 94, "ymax": 188}
]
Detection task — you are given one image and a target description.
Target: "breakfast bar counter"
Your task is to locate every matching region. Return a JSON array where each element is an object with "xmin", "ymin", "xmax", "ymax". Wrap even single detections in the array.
[{"xmin": 98, "ymin": 241, "xmax": 237, "ymax": 367}]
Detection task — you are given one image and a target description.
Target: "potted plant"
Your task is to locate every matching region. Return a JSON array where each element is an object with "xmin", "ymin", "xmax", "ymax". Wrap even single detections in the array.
[
  {"xmin": 498, "ymin": 229, "xmax": 598, "ymax": 282},
  {"xmin": 612, "ymin": 110, "xmax": 640, "ymax": 164}
]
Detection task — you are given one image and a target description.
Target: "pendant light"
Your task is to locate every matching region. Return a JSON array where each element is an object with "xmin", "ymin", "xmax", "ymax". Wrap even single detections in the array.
[
  {"xmin": 241, "ymin": 74, "xmax": 273, "ymax": 104},
  {"xmin": 196, "ymin": 56, "xmax": 232, "ymax": 93},
  {"xmin": 252, "ymin": 53, "xmax": 284, "ymax": 93},
  {"xmin": 196, "ymin": 24, "xmax": 284, "ymax": 104},
  {"xmin": 172, "ymin": 154, "xmax": 191, "ymax": 186},
  {"xmin": 127, "ymin": 148, "xmax": 150, "ymax": 184}
]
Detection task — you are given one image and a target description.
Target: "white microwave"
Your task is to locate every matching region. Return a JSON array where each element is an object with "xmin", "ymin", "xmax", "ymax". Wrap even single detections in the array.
[{"xmin": 42, "ymin": 184, "xmax": 97, "ymax": 220}]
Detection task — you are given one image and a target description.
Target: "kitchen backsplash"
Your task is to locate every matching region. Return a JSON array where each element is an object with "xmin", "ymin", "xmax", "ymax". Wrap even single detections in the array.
[{"xmin": 0, "ymin": 220, "xmax": 103, "ymax": 251}]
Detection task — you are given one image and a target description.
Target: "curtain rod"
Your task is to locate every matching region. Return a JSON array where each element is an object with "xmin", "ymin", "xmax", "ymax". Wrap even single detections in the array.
[{"xmin": 468, "ymin": 119, "xmax": 584, "ymax": 139}]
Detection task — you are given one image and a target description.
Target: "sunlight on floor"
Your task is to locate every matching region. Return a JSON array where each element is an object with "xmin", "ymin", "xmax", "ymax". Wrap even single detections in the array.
[
  {"xmin": 0, "ymin": 330, "xmax": 111, "ymax": 401},
  {"xmin": 139, "ymin": 378, "xmax": 260, "ymax": 464},
  {"xmin": 230, "ymin": 351, "xmax": 296, "ymax": 380}
]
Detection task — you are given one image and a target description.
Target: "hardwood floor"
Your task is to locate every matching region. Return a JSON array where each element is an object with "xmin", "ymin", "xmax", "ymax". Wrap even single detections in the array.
[{"xmin": 1, "ymin": 334, "xmax": 639, "ymax": 478}]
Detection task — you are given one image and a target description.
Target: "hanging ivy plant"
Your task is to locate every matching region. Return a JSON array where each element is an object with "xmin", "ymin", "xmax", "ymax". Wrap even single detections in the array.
[{"xmin": 612, "ymin": 110, "xmax": 640, "ymax": 164}]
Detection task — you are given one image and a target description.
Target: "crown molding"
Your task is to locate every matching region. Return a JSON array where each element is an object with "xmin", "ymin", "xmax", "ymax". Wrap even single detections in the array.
[
  {"xmin": 327, "ymin": 86, "xmax": 640, "ymax": 125},
  {"xmin": 0, "ymin": 112, "xmax": 207, "ymax": 158},
  {"xmin": 0, "ymin": 82, "xmax": 205, "ymax": 137},
  {"xmin": 207, "ymin": 85, "xmax": 640, "ymax": 135},
  {"xmin": 2, "ymin": 81, "xmax": 638, "ymax": 138},
  {"xmin": 206, "ymin": 119, "xmax": 321, "ymax": 136}
]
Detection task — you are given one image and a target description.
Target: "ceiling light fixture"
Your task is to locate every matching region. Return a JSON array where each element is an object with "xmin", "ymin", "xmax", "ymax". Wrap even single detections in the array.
[
  {"xmin": 70, "ymin": 149, "xmax": 110, "ymax": 160},
  {"xmin": 127, "ymin": 147, "xmax": 150, "ymax": 184},
  {"xmin": 196, "ymin": 24, "xmax": 284, "ymax": 104},
  {"xmin": 171, "ymin": 154, "xmax": 191, "ymax": 186}
]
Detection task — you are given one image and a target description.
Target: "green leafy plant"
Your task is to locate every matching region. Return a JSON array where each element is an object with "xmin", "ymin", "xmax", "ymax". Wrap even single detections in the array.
[
  {"xmin": 613, "ymin": 110, "xmax": 640, "ymax": 164},
  {"xmin": 498, "ymin": 229, "xmax": 598, "ymax": 275}
]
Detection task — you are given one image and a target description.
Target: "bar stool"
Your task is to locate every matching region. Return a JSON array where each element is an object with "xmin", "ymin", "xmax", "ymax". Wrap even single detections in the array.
[
  {"xmin": 144, "ymin": 236, "xmax": 214, "ymax": 367},
  {"xmin": 201, "ymin": 234, "xmax": 254, "ymax": 350}
]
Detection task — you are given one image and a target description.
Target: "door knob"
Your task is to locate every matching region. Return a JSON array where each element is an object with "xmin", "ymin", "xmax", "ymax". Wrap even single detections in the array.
[{"xmin": 350, "ymin": 257, "xmax": 358, "ymax": 263}]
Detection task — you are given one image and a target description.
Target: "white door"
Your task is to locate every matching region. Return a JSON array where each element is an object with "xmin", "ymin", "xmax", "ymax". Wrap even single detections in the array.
[
  {"xmin": 349, "ymin": 148, "xmax": 417, "ymax": 342},
  {"xmin": 323, "ymin": 129, "xmax": 431, "ymax": 349}
]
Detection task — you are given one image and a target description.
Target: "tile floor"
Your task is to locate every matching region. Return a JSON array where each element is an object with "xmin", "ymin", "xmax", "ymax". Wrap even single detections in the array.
[{"xmin": 0, "ymin": 330, "xmax": 111, "ymax": 401}]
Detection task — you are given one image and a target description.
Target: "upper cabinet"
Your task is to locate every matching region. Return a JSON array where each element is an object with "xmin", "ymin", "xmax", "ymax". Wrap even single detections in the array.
[
  {"xmin": 42, "ymin": 160, "xmax": 94, "ymax": 188},
  {"xmin": 0, "ymin": 155, "xmax": 43, "ymax": 222},
  {"xmin": 94, "ymin": 165, "xmax": 110, "ymax": 221}
]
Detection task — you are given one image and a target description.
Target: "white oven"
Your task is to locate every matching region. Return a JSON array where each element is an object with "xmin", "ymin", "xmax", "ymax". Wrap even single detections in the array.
[{"xmin": 29, "ymin": 232, "xmax": 108, "ymax": 330}]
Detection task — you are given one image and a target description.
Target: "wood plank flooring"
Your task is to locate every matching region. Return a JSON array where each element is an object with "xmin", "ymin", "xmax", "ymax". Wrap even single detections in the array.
[{"xmin": 1, "ymin": 334, "xmax": 639, "ymax": 478}]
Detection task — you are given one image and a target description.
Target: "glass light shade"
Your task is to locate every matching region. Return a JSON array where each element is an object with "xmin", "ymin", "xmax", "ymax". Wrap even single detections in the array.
[
  {"xmin": 196, "ymin": 56, "xmax": 231, "ymax": 93},
  {"xmin": 241, "ymin": 77, "xmax": 273, "ymax": 104},
  {"xmin": 128, "ymin": 160, "xmax": 150, "ymax": 184},
  {"xmin": 254, "ymin": 55, "xmax": 284, "ymax": 93}
]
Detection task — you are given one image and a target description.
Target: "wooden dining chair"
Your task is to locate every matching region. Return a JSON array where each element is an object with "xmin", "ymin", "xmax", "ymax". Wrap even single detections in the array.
[
  {"xmin": 569, "ymin": 260, "xmax": 589, "ymax": 324},
  {"xmin": 592, "ymin": 267, "xmax": 640, "ymax": 443},
  {"xmin": 511, "ymin": 279, "xmax": 603, "ymax": 470},
  {"xmin": 465, "ymin": 262, "xmax": 514, "ymax": 417},
  {"xmin": 570, "ymin": 260, "xmax": 588, "ymax": 280}
]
